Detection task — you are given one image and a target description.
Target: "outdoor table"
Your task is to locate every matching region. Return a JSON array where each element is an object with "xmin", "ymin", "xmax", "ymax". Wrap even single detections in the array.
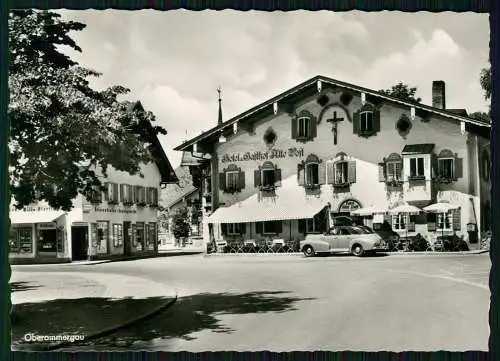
[
  {"xmin": 244, "ymin": 239, "xmax": 257, "ymax": 253},
  {"xmin": 272, "ymin": 239, "xmax": 285, "ymax": 253}
]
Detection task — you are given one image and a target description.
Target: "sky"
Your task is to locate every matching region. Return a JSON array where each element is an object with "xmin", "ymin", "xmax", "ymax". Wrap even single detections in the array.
[{"xmin": 57, "ymin": 10, "xmax": 490, "ymax": 169}]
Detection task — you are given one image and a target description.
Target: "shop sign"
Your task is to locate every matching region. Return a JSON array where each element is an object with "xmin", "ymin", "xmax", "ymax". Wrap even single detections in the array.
[
  {"xmin": 93, "ymin": 207, "xmax": 137, "ymax": 214},
  {"xmin": 221, "ymin": 147, "xmax": 304, "ymax": 163},
  {"xmin": 9, "ymin": 206, "xmax": 53, "ymax": 212},
  {"xmin": 38, "ymin": 223, "xmax": 57, "ymax": 229}
]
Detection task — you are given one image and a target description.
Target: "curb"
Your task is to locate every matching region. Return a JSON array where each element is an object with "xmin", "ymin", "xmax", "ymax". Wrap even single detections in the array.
[
  {"xmin": 203, "ymin": 250, "xmax": 488, "ymax": 257},
  {"xmin": 16, "ymin": 280, "xmax": 178, "ymax": 351}
]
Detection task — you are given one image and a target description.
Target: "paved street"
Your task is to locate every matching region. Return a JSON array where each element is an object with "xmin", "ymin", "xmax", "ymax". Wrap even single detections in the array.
[{"xmin": 12, "ymin": 253, "xmax": 490, "ymax": 351}]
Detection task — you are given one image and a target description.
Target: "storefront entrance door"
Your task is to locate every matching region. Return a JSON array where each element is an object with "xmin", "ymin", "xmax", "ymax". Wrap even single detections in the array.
[
  {"xmin": 71, "ymin": 226, "xmax": 89, "ymax": 261},
  {"xmin": 38, "ymin": 229, "xmax": 57, "ymax": 257},
  {"xmin": 123, "ymin": 221, "xmax": 131, "ymax": 256}
]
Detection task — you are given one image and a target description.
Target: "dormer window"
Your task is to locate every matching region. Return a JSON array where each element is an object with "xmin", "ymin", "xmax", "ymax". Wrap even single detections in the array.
[
  {"xmin": 291, "ymin": 110, "xmax": 317, "ymax": 142},
  {"xmin": 353, "ymin": 103, "xmax": 380, "ymax": 137}
]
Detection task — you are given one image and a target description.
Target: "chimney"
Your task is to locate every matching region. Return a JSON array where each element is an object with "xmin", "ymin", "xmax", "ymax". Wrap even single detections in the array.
[{"xmin": 432, "ymin": 80, "xmax": 446, "ymax": 109}]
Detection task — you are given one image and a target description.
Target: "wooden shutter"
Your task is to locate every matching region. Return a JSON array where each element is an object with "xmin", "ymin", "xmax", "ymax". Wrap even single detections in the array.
[
  {"xmin": 103, "ymin": 183, "xmax": 110, "ymax": 201},
  {"xmin": 219, "ymin": 172, "xmax": 226, "ymax": 192},
  {"xmin": 276, "ymin": 221, "xmax": 283, "ymax": 234},
  {"xmin": 254, "ymin": 169, "xmax": 261, "ymax": 187},
  {"xmin": 453, "ymin": 208, "xmax": 461, "ymax": 231},
  {"xmin": 378, "ymin": 162, "xmax": 386, "ymax": 182},
  {"xmin": 239, "ymin": 223, "xmax": 246, "ymax": 235},
  {"xmin": 454, "ymin": 157, "xmax": 463, "ymax": 179},
  {"xmin": 133, "ymin": 186, "xmax": 139, "ymax": 203},
  {"xmin": 372, "ymin": 110, "xmax": 381, "ymax": 133},
  {"xmin": 120, "ymin": 184, "xmax": 125, "ymax": 202},
  {"xmin": 238, "ymin": 171, "xmax": 246, "ymax": 191},
  {"xmin": 275, "ymin": 168, "xmax": 282, "ymax": 187},
  {"xmin": 347, "ymin": 161, "xmax": 357, "ymax": 183},
  {"xmin": 256, "ymin": 222, "xmax": 263, "ymax": 235},
  {"xmin": 220, "ymin": 223, "xmax": 227, "ymax": 236},
  {"xmin": 318, "ymin": 162, "xmax": 326, "ymax": 185},
  {"xmin": 326, "ymin": 162, "xmax": 335, "ymax": 184},
  {"xmin": 298, "ymin": 219, "xmax": 306, "ymax": 234},
  {"xmin": 353, "ymin": 110, "xmax": 360, "ymax": 134},
  {"xmin": 297, "ymin": 163, "xmax": 305, "ymax": 186},
  {"xmin": 309, "ymin": 118, "xmax": 317, "ymax": 140},
  {"xmin": 427, "ymin": 213, "xmax": 437, "ymax": 231},
  {"xmin": 430, "ymin": 154, "xmax": 437, "ymax": 179},
  {"xmin": 407, "ymin": 216, "xmax": 416, "ymax": 232},
  {"xmin": 113, "ymin": 183, "xmax": 119, "ymax": 202},
  {"xmin": 291, "ymin": 117, "xmax": 298, "ymax": 139}
]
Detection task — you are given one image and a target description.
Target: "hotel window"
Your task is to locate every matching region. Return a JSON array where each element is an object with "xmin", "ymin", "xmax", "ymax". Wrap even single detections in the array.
[
  {"xmin": 436, "ymin": 149, "xmax": 462, "ymax": 181},
  {"xmin": 9, "ymin": 228, "xmax": 33, "ymax": 253},
  {"xmin": 220, "ymin": 164, "xmax": 245, "ymax": 193},
  {"xmin": 326, "ymin": 153, "xmax": 356, "ymax": 186},
  {"xmin": 409, "ymin": 157, "xmax": 425, "ymax": 178},
  {"xmin": 437, "ymin": 212, "xmax": 453, "ymax": 230},
  {"xmin": 437, "ymin": 158, "xmax": 454, "ymax": 179},
  {"xmin": 135, "ymin": 222, "xmax": 145, "ymax": 250},
  {"xmin": 147, "ymin": 223, "xmax": 157, "ymax": 250},
  {"xmin": 335, "ymin": 161, "xmax": 349, "ymax": 184},
  {"xmin": 382, "ymin": 153, "xmax": 404, "ymax": 183},
  {"xmin": 221, "ymin": 223, "xmax": 246, "ymax": 236},
  {"xmin": 291, "ymin": 110, "xmax": 317, "ymax": 141},
  {"xmin": 96, "ymin": 221, "xmax": 109, "ymax": 254},
  {"xmin": 255, "ymin": 221, "xmax": 282, "ymax": 235},
  {"xmin": 392, "ymin": 214, "xmax": 407, "ymax": 230},
  {"xmin": 353, "ymin": 104, "xmax": 380, "ymax": 136},
  {"xmin": 112, "ymin": 224, "xmax": 123, "ymax": 247},
  {"xmin": 254, "ymin": 161, "xmax": 281, "ymax": 191}
]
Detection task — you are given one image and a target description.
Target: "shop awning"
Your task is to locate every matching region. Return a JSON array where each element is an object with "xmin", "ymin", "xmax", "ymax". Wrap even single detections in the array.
[
  {"xmin": 205, "ymin": 179, "xmax": 327, "ymax": 224},
  {"xmin": 9, "ymin": 210, "xmax": 66, "ymax": 225}
]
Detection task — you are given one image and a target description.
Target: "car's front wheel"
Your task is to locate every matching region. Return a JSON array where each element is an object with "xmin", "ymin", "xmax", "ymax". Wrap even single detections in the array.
[
  {"xmin": 302, "ymin": 245, "xmax": 316, "ymax": 257},
  {"xmin": 351, "ymin": 244, "xmax": 364, "ymax": 257}
]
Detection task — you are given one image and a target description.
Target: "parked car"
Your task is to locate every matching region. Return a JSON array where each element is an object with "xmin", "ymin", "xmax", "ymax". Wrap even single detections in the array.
[{"xmin": 300, "ymin": 225, "xmax": 387, "ymax": 257}]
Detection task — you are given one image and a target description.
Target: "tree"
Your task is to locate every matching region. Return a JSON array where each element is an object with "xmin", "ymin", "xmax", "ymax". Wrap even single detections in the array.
[
  {"xmin": 379, "ymin": 82, "xmax": 422, "ymax": 103},
  {"xmin": 8, "ymin": 10, "xmax": 167, "ymax": 211},
  {"xmin": 172, "ymin": 207, "xmax": 191, "ymax": 245},
  {"xmin": 469, "ymin": 67, "xmax": 491, "ymax": 121}
]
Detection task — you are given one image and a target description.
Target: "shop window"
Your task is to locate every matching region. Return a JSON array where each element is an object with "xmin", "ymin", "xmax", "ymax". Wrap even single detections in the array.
[
  {"xmin": 254, "ymin": 161, "xmax": 281, "ymax": 191},
  {"xmin": 221, "ymin": 223, "xmax": 246, "ymax": 236},
  {"xmin": 112, "ymin": 224, "xmax": 123, "ymax": 247},
  {"xmin": 9, "ymin": 227, "xmax": 33, "ymax": 253},
  {"xmin": 135, "ymin": 222, "xmax": 145, "ymax": 251},
  {"xmin": 220, "ymin": 164, "xmax": 245, "ymax": 194},
  {"xmin": 263, "ymin": 221, "xmax": 281, "ymax": 235},
  {"xmin": 96, "ymin": 221, "xmax": 109, "ymax": 254},
  {"xmin": 147, "ymin": 223, "xmax": 157, "ymax": 250},
  {"xmin": 291, "ymin": 110, "xmax": 317, "ymax": 142}
]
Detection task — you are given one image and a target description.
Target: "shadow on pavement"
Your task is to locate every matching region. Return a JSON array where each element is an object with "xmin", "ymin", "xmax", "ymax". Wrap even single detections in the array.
[
  {"xmin": 11, "ymin": 296, "xmax": 170, "ymax": 348},
  {"xmin": 10, "ymin": 282, "xmax": 42, "ymax": 293},
  {"xmin": 75, "ymin": 291, "xmax": 315, "ymax": 349}
]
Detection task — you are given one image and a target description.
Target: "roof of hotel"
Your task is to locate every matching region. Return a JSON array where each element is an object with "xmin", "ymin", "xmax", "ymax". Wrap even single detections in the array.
[{"xmin": 174, "ymin": 75, "xmax": 491, "ymax": 152}]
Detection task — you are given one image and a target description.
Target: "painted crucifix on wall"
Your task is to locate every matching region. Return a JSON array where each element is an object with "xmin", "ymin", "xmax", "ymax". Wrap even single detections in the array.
[{"xmin": 326, "ymin": 110, "xmax": 345, "ymax": 145}]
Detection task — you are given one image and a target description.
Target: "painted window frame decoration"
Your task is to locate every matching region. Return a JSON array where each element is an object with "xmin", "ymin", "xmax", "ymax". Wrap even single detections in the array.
[
  {"xmin": 326, "ymin": 152, "xmax": 357, "ymax": 188},
  {"xmin": 353, "ymin": 103, "xmax": 381, "ymax": 137},
  {"xmin": 297, "ymin": 154, "xmax": 326, "ymax": 190},
  {"xmin": 434, "ymin": 149, "xmax": 463, "ymax": 184},
  {"xmin": 220, "ymin": 164, "xmax": 246, "ymax": 194},
  {"xmin": 379, "ymin": 153, "xmax": 404, "ymax": 187},
  {"xmin": 254, "ymin": 161, "xmax": 282, "ymax": 192},
  {"xmin": 395, "ymin": 113, "xmax": 413, "ymax": 138},
  {"xmin": 291, "ymin": 109, "xmax": 317, "ymax": 143}
]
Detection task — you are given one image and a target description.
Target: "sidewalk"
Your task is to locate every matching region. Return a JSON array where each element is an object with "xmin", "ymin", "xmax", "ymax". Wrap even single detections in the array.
[{"xmin": 10, "ymin": 271, "xmax": 177, "ymax": 350}]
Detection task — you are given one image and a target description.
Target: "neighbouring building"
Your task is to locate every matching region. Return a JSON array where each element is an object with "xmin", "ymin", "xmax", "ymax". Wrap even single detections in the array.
[
  {"xmin": 174, "ymin": 76, "xmax": 491, "ymax": 251},
  {"xmin": 158, "ymin": 156, "xmax": 202, "ymax": 248},
  {"xmin": 9, "ymin": 102, "xmax": 178, "ymax": 264}
]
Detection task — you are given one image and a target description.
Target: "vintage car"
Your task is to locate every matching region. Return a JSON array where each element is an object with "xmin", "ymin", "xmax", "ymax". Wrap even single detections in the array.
[{"xmin": 300, "ymin": 225, "xmax": 387, "ymax": 257}]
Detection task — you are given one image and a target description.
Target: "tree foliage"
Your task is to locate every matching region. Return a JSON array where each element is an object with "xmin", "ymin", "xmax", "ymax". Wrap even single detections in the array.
[
  {"xmin": 8, "ymin": 10, "xmax": 166, "ymax": 211},
  {"xmin": 480, "ymin": 67, "xmax": 491, "ymax": 100},
  {"xmin": 172, "ymin": 207, "xmax": 191, "ymax": 240},
  {"xmin": 378, "ymin": 82, "xmax": 422, "ymax": 103}
]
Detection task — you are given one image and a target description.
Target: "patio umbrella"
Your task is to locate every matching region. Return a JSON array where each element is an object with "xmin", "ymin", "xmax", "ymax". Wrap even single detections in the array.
[
  {"xmin": 389, "ymin": 204, "xmax": 422, "ymax": 241},
  {"xmin": 423, "ymin": 202, "xmax": 460, "ymax": 238}
]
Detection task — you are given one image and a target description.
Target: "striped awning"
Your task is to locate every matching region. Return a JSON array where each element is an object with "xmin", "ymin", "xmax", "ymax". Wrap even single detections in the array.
[
  {"xmin": 10, "ymin": 210, "xmax": 66, "ymax": 225},
  {"xmin": 205, "ymin": 179, "xmax": 327, "ymax": 224}
]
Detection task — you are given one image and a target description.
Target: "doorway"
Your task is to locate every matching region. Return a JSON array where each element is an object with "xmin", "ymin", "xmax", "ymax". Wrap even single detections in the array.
[
  {"xmin": 123, "ymin": 221, "xmax": 131, "ymax": 256},
  {"xmin": 71, "ymin": 226, "xmax": 89, "ymax": 261},
  {"xmin": 38, "ymin": 229, "xmax": 57, "ymax": 257}
]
